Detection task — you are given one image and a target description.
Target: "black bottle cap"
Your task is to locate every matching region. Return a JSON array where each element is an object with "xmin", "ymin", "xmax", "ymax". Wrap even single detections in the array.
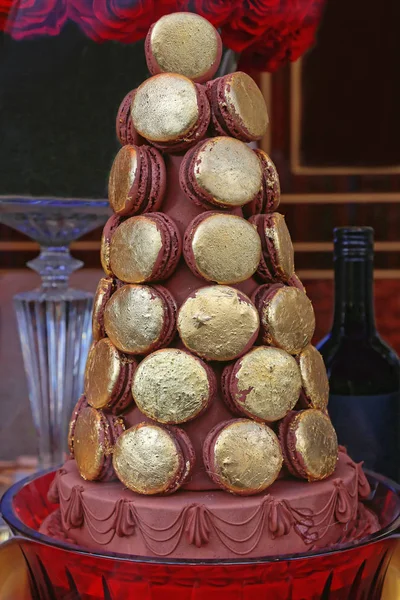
[{"xmin": 333, "ymin": 227, "xmax": 374, "ymax": 259}]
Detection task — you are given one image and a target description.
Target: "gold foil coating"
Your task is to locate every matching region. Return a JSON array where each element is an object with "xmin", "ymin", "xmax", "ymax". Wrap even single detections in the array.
[
  {"xmin": 292, "ymin": 410, "xmax": 338, "ymax": 481},
  {"xmin": 178, "ymin": 286, "xmax": 259, "ymax": 361},
  {"xmin": 225, "ymin": 72, "xmax": 269, "ymax": 139},
  {"xmin": 84, "ymin": 339, "xmax": 121, "ymax": 409},
  {"xmin": 92, "ymin": 278, "xmax": 113, "ymax": 341},
  {"xmin": 100, "ymin": 231, "xmax": 112, "ymax": 276},
  {"xmin": 104, "ymin": 284, "xmax": 165, "ymax": 354},
  {"xmin": 68, "ymin": 398, "xmax": 83, "ymax": 455},
  {"xmin": 150, "ymin": 13, "xmax": 219, "ymax": 81},
  {"xmin": 262, "ymin": 287, "xmax": 315, "ymax": 355},
  {"xmin": 298, "ymin": 345, "xmax": 329, "ymax": 410},
  {"xmin": 108, "ymin": 146, "xmax": 138, "ymax": 214},
  {"xmin": 132, "ymin": 349, "xmax": 210, "ymax": 424},
  {"xmin": 191, "ymin": 214, "xmax": 261, "ymax": 284},
  {"xmin": 131, "ymin": 74, "xmax": 199, "ymax": 142},
  {"xmin": 213, "ymin": 420, "xmax": 283, "ymax": 494},
  {"xmin": 257, "ymin": 150, "xmax": 280, "ymax": 205},
  {"xmin": 195, "ymin": 138, "xmax": 262, "ymax": 207},
  {"xmin": 113, "ymin": 423, "xmax": 180, "ymax": 494},
  {"xmin": 265, "ymin": 213, "xmax": 294, "ymax": 279},
  {"xmin": 74, "ymin": 407, "xmax": 105, "ymax": 481},
  {"xmin": 234, "ymin": 347, "xmax": 301, "ymax": 422},
  {"xmin": 110, "ymin": 217, "xmax": 163, "ymax": 283}
]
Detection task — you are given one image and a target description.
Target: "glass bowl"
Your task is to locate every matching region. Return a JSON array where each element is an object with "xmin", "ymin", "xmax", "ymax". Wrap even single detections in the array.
[{"xmin": 1, "ymin": 469, "xmax": 400, "ymax": 600}]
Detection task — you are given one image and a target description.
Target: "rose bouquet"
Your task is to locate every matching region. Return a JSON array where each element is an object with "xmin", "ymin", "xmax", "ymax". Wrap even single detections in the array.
[{"xmin": 1, "ymin": 0, "xmax": 325, "ymax": 72}]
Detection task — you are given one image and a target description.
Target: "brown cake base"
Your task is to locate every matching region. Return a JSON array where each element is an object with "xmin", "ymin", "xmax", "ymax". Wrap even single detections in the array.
[{"xmin": 41, "ymin": 451, "xmax": 379, "ymax": 559}]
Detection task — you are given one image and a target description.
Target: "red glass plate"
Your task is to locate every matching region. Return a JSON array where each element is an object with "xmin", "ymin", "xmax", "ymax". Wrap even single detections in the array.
[{"xmin": 1, "ymin": 469, "xmax": 400, "ymax": 600}]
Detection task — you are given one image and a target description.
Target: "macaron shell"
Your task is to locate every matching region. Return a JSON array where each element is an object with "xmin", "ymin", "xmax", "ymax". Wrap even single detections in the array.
[
  {"xmin": 74, "ymin": 406, "xmax": 122, "ymax": 482},
  {"xmin": 243, "ymin": 152, "xmax": 280, "ymax": 218},
  {"xmin": 221, "ymin": 364, "xmax": 245, "ymax": 416},
  {"xmin": 202, "ymin": 420, "xmax": 230, "ymax": 487},
  {"xmin": 188, "ymin": 137, "xmax": 262, "ymax": 209},
  {"xmin": 68, "ymin": 395, "xmax": 88, "ymax": 456},
  {"xmin": 131, "ymin": 74, "xmax": 210, "ymax": 153},
  {"xmin": 281, "ymin": 410, "xmax": 338, "ymax": 482},
  {"xmin": 100, "ymin": 214, "xmax": 121, "ymax": 277},
  {"xmin": 258, "ymin": 285, "xmax": 316, "ymax": 354},
  {"xmin": 92, "ymin": 277, "xmax": 114, "ymax": 341},
  {"xmin": 100, "ymin": 413, "xmax": 126, "ymax": 482},
  {"xmin": 163, "ymin": 426, "xmax": 196, "ymax": 494},
  {"xmin": 149, "ymin": 84, "xmax": 211, "ymax": 154},
  {"xmin": 116, "ymin": 89, "xmax": 144, "ymax": 147},
  {"xmin": 84, "ymin": 338, "xmax": 135, "ymax": 414},
  {"xmin": 141, "ymin": 146, "xmax": 167, "ymax": 213},
  {"xmin": 177, "ymin": 285, "xmax": 260, "ymax": 362},
  {"xmin": 183, "ymin": 212, "xmax": 261, "ymax": 284},
  {"xmin": 228, "ymin": 346, "xmax": 302, "ymax": 423},
  {"xmin": 287, "ymin": 273, "xmax": 306, "ymax": 293},
  {"xmin": 145, "ymin": 13, "xmax": 222, "ymax": 83},
  {"xmin": 258, "ymin": 150, "xmax": 281, "ymax": 213},
  {"xmin": 179, "ymin": 143, "xmax": 215, "ymax": 210},
  {"xmin": 296, "ymin": 345, "xmax": 329, "ymax": 411},
  {"xmin": 148, "ymin": 214, "xmax": 182, "ymax": 281},
  {"xmin": 152, "ymin": 284, "xmax": 178, "ymax": 349},
  {"xmin": 109, "ymin": 215, "xmax": 165, "ymax": 284},
  {"xmin": 203, "ymin": 419, "xmax": 283, "ymax": 495},
  {"xmin": 104, "ymin": 284, "xmax": 177, "ymax": 355},
  {"xmin": 113, "ymin": 423, "xmax": 187, "ymax": 495},
  {"xmin": 263, "ymin": 213, "xmax": 294, "ymax": 282},
  {"xmin": 109, "ymin": 356, "xmax": 137, "ymax": 415},
  {"xmin": 108, "ymin": 145, "xmax": 143, "ymax": 216},
  {"xmin": 278, "ymin": 412, "xmax": 301, "ymax": 478},
  {"xmin": 207, "ymin": 72, "xmax": 269, "ymax": 142},
  {"xmin": 132, "ymin": 348, "xmax": 215, "ymax": 425},
  {"xmin": 249, "ymin": 214, "xmax": 275, "ymax": 282}
]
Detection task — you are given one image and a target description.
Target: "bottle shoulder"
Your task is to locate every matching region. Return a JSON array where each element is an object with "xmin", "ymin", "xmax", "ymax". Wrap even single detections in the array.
[{"xmin": 317, "ymin": 332, "xmax": 400, "ymax": 395}]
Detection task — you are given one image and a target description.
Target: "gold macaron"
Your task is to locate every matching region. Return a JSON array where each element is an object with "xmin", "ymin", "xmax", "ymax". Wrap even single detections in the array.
[
  {"xmin": 229, "ymin": 347, "xmax": 302, "ymax": 422},
  {"xmin": 297, "ymin": 345, "xmax": 329, "ymax": 410},
  {"xmin": 207, "ymin": 419, "xmax": 283, "ymax": 495},
  {"xmin": 147, "ymin": 12, "xmax": 221, "ymax": 82},
  {"xmin": 186, "ymin": 213, "xmax": 261, "ymax": 284},
  {"xmin": 222, "ymin": 72, "xmax": 269, "ymax": 140},
  {"xmin": 113, "ymin": 423, "xmax": 188, "ymax": 495},
  {"xmin": 193, "ymin": 137, "xmax": 262, "ymax": 208},
  {"xmin": 260, "ymin": 286, "xmax": 316, "ymax": 355},
  {"xmin": 103, "ymin": 284, "xmax": 174, "ymax": 355},
  {"xmin": 178, "ymin": 285, "xmax": 259, "ymax": 361},
  {"xmin": 131, "ymin": 73, "xmax": 199, "ymax": 143}
]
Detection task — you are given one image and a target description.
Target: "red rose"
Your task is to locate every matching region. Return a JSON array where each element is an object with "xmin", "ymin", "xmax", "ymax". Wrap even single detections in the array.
[
  {"xmin": 222, "ymin": 0, "xmax": 324, "ymax": 51},
  {"xmin": 5, "ymin": 0, "xmax": 67, "ymax": 39},
  {"xmin": 0, "ymin": 0, "xmax": 12, "ymax": 30},
  {"xmin": 238, "ymin": 20, "xmax": 319, "ymax": 72},
  {"xmin": 68, "ymin": 0, "xmax": 179, "ymax": 43},
  {"xmin": 180, "ymin": 0, "xmax": 239, "ymax": 28}
]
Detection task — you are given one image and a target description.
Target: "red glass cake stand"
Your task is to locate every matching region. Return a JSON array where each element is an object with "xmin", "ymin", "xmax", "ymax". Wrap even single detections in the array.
[{"xmin": 1, "ymin": 470, "xmax": 400, "ymax": 600}]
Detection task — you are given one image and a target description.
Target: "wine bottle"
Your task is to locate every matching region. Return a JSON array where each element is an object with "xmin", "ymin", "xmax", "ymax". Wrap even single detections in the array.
[{"xmin": 317, "ymin": 227, "xmax": 400, "ymax": 481}]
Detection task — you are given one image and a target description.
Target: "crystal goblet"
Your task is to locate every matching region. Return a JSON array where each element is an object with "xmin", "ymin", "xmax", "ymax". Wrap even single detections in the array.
[{"xmin": 0, "ymin": 196, "xmax": 110, "ymax": 469}]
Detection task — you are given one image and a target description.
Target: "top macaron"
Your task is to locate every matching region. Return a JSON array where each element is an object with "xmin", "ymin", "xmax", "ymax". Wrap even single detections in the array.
[{"xmin": 145, "ymin": 13, "xmax": 222, "ymax": 84}]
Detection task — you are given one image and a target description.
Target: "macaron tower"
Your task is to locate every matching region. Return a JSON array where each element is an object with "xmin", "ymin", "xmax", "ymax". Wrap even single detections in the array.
[{"xmin": 45, "ymin": 12, "xmax": 379, "ymax": 559}]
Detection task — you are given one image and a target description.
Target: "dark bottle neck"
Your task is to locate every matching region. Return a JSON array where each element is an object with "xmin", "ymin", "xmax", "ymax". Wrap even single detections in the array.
[{"xmin": 332, "ymin": 227, "xmax": 376, "ymax": 337}]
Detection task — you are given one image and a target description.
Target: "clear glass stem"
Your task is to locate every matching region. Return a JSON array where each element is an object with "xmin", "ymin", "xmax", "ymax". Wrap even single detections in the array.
[{"xmin": 14, "ymin": 245, "xmax": 93, "ymax": 469}]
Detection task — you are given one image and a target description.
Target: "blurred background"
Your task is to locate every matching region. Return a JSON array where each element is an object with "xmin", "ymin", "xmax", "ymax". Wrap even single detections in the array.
[{"xmin": 1, "ymin": 0, "xmax": 400, "ymax": 459}]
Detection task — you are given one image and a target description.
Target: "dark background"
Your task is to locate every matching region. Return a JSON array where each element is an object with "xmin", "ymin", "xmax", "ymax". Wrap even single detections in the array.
[{"xmin": 0, "ymin": 23, "xmax": 147, "ymax": 198}]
